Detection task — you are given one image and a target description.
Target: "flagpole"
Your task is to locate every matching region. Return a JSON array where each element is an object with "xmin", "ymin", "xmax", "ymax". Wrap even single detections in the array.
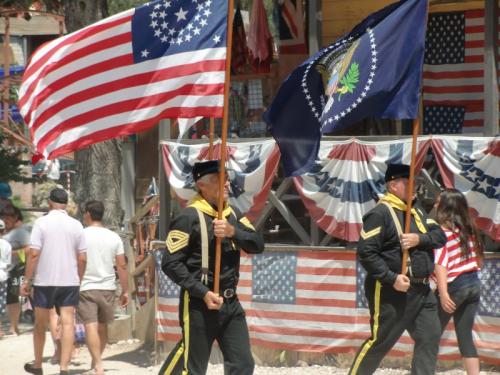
[
  {"xmin": 214, "ymin": 0, "xmax": 235, "ymax": 294},
  {"xmin": 401, "ymin": 0, "xmax": 429, "ymax": 275},
  {"xmin": 401, "ymin": 118, "xmax": 419, "ymax": 274},
  {"xmin": 208, "ymin": 117, "xmax": 215, "ymax": 160}
]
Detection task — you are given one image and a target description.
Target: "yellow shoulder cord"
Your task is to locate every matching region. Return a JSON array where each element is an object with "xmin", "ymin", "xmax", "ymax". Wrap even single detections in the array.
[
  {"xmin": 195, "ymin": 208, "xmax": 209, "ymax": 285},
  {"xmin": 379, "ymin": 202, "xmax": 412, "ymax": 276}
]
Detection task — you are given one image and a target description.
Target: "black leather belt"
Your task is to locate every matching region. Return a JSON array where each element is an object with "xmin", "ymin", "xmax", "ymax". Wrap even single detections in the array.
[
  {"xmin": 222, "ymin": 288, "xmax": 235, "ymax": 299},
  {"xmin": 409, "ymin": 276, "xmax": 429, "ymax": 285}
]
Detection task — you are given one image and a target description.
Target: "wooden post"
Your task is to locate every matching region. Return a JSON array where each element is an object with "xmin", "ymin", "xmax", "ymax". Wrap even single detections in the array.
[
  {"xmin": 213, "ymin": 0, "xmax": 235, "ymax": 294},
  {"xmin": 401, "ymin": 118, "xmax": 419, "ymax": 274},
  {"xmin": 3, "ymin": 15, "xmax": 10, "ymax": 126},
  {"xmin": 208, "ymin": 117, "xmax": 215, "ymax": 160}
]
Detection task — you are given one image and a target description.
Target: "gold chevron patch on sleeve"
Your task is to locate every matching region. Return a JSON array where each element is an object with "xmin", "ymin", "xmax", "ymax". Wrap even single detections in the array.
[
  {"xmin": 360, "ymin": 227, "xmax": 381, "ymax": 240},
  {"xmin": 166, "ymin": 230, "xmax": 189, "ymax": 253},
  {"xmin": 426, "ymin": 218, "xmax": 438, "ymax": 225},
  {"xmin": 239, "ymin": 216, "xmax": 255, "ymax": 230}
]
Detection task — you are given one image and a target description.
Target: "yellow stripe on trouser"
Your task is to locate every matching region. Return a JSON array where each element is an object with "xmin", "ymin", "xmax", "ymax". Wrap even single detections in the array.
[
  {"xmin": 182, "ymin": 290, "xmax": 190, "ymax": 375},
  {"xmin": 350, "ymin": 281, "xmax": 382, "ymax": 375},
  {"xmin": 163, "ymin": 343, "xmax": 184, "ymax": 375}
]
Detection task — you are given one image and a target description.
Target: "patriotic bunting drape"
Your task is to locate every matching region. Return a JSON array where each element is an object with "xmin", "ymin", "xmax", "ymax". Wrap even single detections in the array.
[
  {"xmin": 161, "ymin": 136, "xmax": 499, "ymax": 241},
  {"xmin": 293, "ymin": 138, "xmax": 431, "ymax": 242},
  {"xmin": 160, "ymin": 139, "xmax": 280, "ymax": 222}
]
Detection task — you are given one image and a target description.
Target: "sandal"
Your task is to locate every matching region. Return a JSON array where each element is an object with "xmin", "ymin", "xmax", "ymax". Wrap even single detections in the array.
[{"xmin": 24, "ymin": 362, "xmax": 43, "ymax": 375}]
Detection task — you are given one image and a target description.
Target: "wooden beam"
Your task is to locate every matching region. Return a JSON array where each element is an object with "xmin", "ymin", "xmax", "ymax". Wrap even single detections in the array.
[
  {"xmin": 268, "ymin": 190, "xmax": 312, "ymax": 245},
  {"xmin": 129, "ymin": 195, "xmax": 159, "ymax": 224},
  {"xmin": 484, "ymin": 0, "xmax": 499, "ymax": 135},
  {"xmin": 429, "ymin": 0, "xmax": 484, "ymax": 13},
  {"xmin": 254, "ymin": 177, "xmax": 293, "ymax": 230}
]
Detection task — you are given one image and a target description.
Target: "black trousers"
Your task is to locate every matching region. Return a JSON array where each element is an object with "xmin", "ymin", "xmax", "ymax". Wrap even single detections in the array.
[
  {"xmin": 349, "ymin": 280, "xmax": 441, "ymax": 375},
  {"xmin": 158, "ymin": 290, "xmax": 254, "ymax": 375}
]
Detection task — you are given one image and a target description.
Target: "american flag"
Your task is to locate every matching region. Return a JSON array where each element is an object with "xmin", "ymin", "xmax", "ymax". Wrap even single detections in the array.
[
  {"xmin": 423, "ymin": 10, "xmax": 484, "ymax": 134},
  {"xmin": 277, "ymin": 0, "xmax": 307, "ymax": 55},
  {"xmin": 160, "ymin": 139, "xmax": 280, "ymax": 222},
  {"xmin": 155, "ymin": 249, "xmax": 180, "ymax": 342},
  {"xmin": 19, "ymin": 0, "xmax": 228, "ymax": 159},
  {"xmin": 156, "ymin": 249, "xmax": 500, "ymax": 364}
]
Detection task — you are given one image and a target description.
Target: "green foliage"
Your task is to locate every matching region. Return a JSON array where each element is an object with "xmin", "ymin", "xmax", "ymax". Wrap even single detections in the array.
[
  {"xmin": 338, "ymin": 62, "xmax": 359, "ymax": 99},
  {"xmin": 0, "ymin": 133, "xmax": 30, "ymax": 183},
  {"xmin": 0, "ymin": 0, "xmax": 33, "ymax": 9},
  {"xmin": 108, "ymin": 0, "xmax": 148, "ymax": 15}
]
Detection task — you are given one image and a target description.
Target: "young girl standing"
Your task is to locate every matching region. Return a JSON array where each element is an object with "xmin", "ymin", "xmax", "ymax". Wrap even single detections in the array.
[{"xmin": 434, "ymin": 188, "xmax": 484, "ymax": 375}]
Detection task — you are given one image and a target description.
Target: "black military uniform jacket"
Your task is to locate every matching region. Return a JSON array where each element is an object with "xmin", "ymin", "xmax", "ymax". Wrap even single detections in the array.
[
  {"xmin": 162, "ymin": 194, "xmax": 264, "ymax": 299},
  {"xmin": 358, "ymin": 193, "xmax": 446, "ymax": 286}
]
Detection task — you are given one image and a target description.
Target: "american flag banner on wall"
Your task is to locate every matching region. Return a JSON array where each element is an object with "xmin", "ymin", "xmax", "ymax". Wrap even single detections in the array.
[
  {"xmin": 160, "ymin": 139, "xmax": 280, "ymax": 222},
  {"xmin": 155, "ymin": 249, "xmax": 180, "ymax": 342},
  {"xmin": 156, "ymin": 249, "xmax": 500, "ymax": 364},
  {"xmin": 293, "ymin": 138, "xmax": 431, "ymax": 242},
  {"xmin": 19, "ymin": 0, "xmax": 228, "ymax": 159},
  {"xmin": 423, "ymin": 10, "xmax": 484, "ymax": 134},
  {"xmin": 277, "ymin": 0, "xmax": 307, "ymax": 55},
  {"xmin": 431, "ymin": 136, "xmax": 500, "ymax": 241}
]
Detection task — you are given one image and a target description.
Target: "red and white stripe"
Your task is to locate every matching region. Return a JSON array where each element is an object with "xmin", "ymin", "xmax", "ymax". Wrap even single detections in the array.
[
  {"xmin": 434, "ymin": 229, "xmax": 479, "ymax": 282},
  {"xmin": 423, "ymin": 9, "xmax": 484, "ymax": 133},
  {"xmin": 19, "ymin": 8, "xmax": 226, "ymax": 159}
]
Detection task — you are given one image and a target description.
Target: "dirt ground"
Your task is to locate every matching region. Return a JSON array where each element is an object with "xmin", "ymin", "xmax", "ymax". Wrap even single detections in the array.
[
  {"xmin": 1, "ymin": 324, "xmax": 499, "ymax": 375},
  {"xmin": 0, "ymin": 330, "xmax": 157, "ymax": 375}
]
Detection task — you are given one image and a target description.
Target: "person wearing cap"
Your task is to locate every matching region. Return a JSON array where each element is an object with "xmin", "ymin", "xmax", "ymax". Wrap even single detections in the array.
[
  {"xmin": 159, "ymin": 160, "xmax": 264, "ymax": 375},
  {"xmin": 0, "ymin": 218, "xmax": 13, "ymax": 336},
  {"xmin": 0, "ymin": 182, "xmax": 13, "ymax": 216},
  {"xmin": 349, "ymin": 163, "xmax": 446, "ymax": 375},
  {"xmin": 21, "ymin": 188, "xmax": 87, "ymax": 375}
]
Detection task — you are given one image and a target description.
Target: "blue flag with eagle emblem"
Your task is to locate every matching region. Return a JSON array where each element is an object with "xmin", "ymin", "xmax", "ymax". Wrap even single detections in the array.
[{"xmin": 264, "ymin": 0, "xmax": 427, "ymax": 176}]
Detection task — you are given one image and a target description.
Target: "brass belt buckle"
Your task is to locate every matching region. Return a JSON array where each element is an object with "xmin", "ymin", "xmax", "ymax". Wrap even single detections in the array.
[{"xmin": 223, "ymin": 288, "xmax": 235, "ymax": 298}]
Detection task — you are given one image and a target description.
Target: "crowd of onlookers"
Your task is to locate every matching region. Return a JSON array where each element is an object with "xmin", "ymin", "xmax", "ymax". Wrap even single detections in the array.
[{"xmin": 0, "ymin": 182, "xmax": 129, "ymax": 375}]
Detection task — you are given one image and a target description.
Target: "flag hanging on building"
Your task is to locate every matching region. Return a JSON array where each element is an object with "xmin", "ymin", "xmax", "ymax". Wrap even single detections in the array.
[
  {"xmin": 248, "ymin": 0, "xmax": 274, "ymax": 73},
  {"xmin": 277, "ymin": 0, "xmax": 307, "ymax": 55},
  {"xmin": 293, "ymin": 137, "xmax": 431, "ymax": 242},
  {"xmin": 264, "ymin": 0, "xmax": 427, "ymax": 176},
  {"xmin": 431, "ymin": 136, "xmax": 500, "ymax": 241},
  {"xmin": 155, "ymin": 249, "xmax": 181, "ymax": 342},
  {"xmin": 161, "ymin": 139, "xmax": 280, "ymax": 222},
  {"xmin": 423, "ymin": 10, "xmax": 484, "ymax": 134},
  {"xmin": 231, "ymin": 3, "xmax": 250, "ymax": 74},
  {"xmin": 19, "ymin": 0, "xmax": 228, "ymax": 160}
]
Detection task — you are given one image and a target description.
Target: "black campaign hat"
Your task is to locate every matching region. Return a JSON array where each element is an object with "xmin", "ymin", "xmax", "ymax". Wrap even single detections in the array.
[
  {"xmin": 192, "ymin": 160, "xmax": 220, "ymax": 182},
  {"xmin": 49, "ymin": 188, "xmax": 68, "ymax": 204},
  {"xmin": 385, "ymin": 163, "xmax": 410, "ymax": 182}
]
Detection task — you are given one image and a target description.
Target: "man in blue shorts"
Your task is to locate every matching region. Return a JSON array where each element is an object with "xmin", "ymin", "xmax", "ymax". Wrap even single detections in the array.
[{"xmin": 21, "ymin": 188, "xmax": 87, "ymax": 375}]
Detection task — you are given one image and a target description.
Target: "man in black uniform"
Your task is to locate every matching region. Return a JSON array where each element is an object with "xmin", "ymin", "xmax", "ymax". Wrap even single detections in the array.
[
  {"xmin": 159, "ymin": 160, "xmax": 264, "ymax": 375},
  {"xmin": 349, "ymin": 163, "xmax": 447, "ymax": 375}
]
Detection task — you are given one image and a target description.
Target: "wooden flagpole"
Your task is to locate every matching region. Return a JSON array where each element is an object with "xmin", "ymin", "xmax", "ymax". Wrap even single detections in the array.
[
  {"xmin": 2, "ymin": 14, "xmax": 11, "ymax": 126},
  {"xmin": 401, "ymin": 0, "xmax": 429, "ymax": 275},
  {"xmin": 208, "ymin": 117, "xmax": 215, "ymax": 160},
  {"xmin": 214, "ymin": 0, "xmax": 235, "ymax": 294},
  {"xmin": 401, "ymin": 118, "xmax": 419, "ymax": 274}
]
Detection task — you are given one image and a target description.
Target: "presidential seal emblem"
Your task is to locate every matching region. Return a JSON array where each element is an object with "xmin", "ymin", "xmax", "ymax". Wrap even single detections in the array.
[{"xmin": 317, "ymin": 39, "xmax": 360, "ymax": 114}]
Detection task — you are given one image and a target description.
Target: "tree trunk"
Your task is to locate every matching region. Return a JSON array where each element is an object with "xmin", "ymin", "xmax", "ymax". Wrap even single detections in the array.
[{"xmin": 63, "ymin": 0, "xmax": 123, "ymax": 229}]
